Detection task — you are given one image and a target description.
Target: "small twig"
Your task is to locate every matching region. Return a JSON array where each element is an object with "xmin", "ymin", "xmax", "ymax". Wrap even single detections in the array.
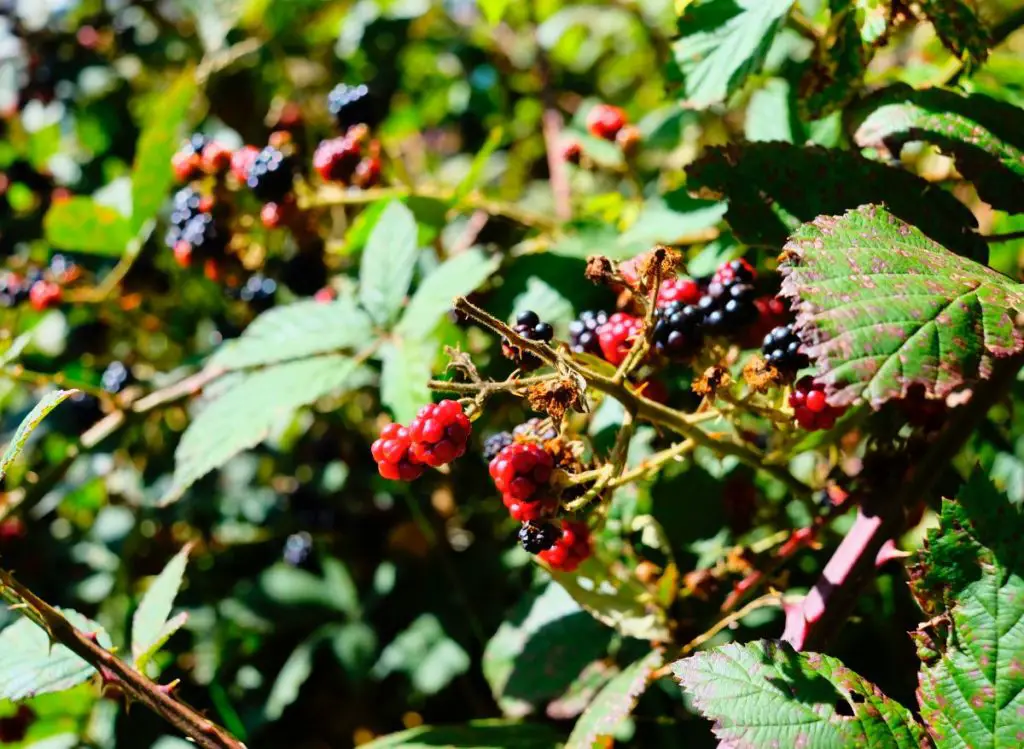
[
  {"xmin": 0, "ymin": 570, "xmax": 246, "ymax": 749},
  {"xmin": 983, "ymin": 229, "xmax": 1024, "ymax": 243}
]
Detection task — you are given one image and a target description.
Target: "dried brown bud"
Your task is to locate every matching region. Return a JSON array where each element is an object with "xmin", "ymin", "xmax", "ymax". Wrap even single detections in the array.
[{"xmin": 692, "ymin": 365, "xmax": 731, "ymax": 398}]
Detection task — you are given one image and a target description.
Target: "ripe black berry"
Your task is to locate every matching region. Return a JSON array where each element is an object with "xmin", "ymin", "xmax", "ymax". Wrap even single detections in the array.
[
  {"xmin": 247, "ymin": 146, "xmax": 295, "ymax": 202},
  {"xmin": 101, "ymin": 361, "xmax": 134, "ymax": 394},
  {"xmin": 513, "ymin": 310, "xmax": 554, "ymax": 342},
  {"xmin": 327, "ymin": 83, "xmax": 374, "ymax": 130},
  {"xmin": 482, "ymin": 431, "xmax": 514, "ymax": 462},
  {"xmin": 699, "ymin": 282, "xmax": 758, "ymax": 334},
  {"xmin": 180, "ymin": 212, "xmax": 227, "ymax": 256},
  {"xmin": 568, "ymin": 310, "xmax": 608, "ymax": 355},
  {"xmin": 170, "ymin": 186, "xmax": 202, "ymax": 229},
  {"xmin": 518, "ymin": 522, "xmax": 561, "ymax": 554},
  {"xmin": 513, "ymin": 417, "xmax": 558, "ymax": 443},
  {"xmin": 0, "ymin": 273, "xmax": 28, "ymax": 308},
  {"xmin": 762, "ymin": 324, "xmax": 807, "ymax": 372},
  {"xmin": 653, "ymin": 301, "xmax": 703, "ymax": 359},
  {"xmin": 236, "ymin": 274, "xmax": 278, "ymax": 311}
]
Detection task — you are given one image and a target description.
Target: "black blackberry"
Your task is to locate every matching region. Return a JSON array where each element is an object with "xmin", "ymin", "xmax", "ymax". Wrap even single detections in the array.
[
  {"xmin": 170, "ymin": 186, "xmax": 202, "ymax": 229},
  {"xmin": 180, "ymin": 212, "xmax": 227, "ymax": 256},
  {"xmin": 101, "ymin": 361, "xmax": 134, "ymax": 394},
  {"xmin": 513, "ymin": 417, "xmax": 558, "ymax": 443},
  {"xmin": 568, "ymin": 310, "xmax": 608, "ymax": 355},
  {"xmin": 327, "ymin": 83, "xmax": 374, "ymax": 130},
  {"xmin": 0, "ymin": 273, "xmax": 27, "ymax": 307},
  {"xmin": 653, "ymin": 302, "xmax": 703, "ymax": 359},
  {"xmin": 513, "ymin": 310, "xmax": 554, "ymax": 342},
  {"xmin": 699, "ymin": 282, "xmax": 758, "ymax": 334},
  {"xmin": 283, "ymin": 531, "xmax": 314, "ymax": 567},
  {"xmin": 762, "ymin": 324, "xmax": 807, "ymax": 372},
  {"xmin": 482, "ymin": 431, "xmax": 514, "ymax": 462},
  {"xmin": 518, "ymin": 522, "xmax": 561, "ymax": 554},
  {"xmin": 237, "ymin": 274, "xmax": 278, "ymax": 311},
  {"xmin": 247, "ymin": 146, "xmax": 295, "ymax": 202},
  {"xmin": 712, "ymin": 258, "xmax": 755, "ymax": 286}
]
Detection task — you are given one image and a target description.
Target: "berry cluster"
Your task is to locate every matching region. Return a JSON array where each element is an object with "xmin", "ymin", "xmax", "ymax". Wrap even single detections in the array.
[
  {"xmin": 536, "ymin": 520, "xmax": 592, "ymax": 572},
  {"xmin": 653, "ymin": 301, "xmax": 703, "ymax": 360},
  {"xmin": 489, "ymin": 442, "xmax": 557, "ymax": 521},
  {"xmin": 657, "ymin": 276, "xmax": 700, "ymax": 307},
  {"xmin": 563, "ymin": 103, "xmax": 642, "ymax": 164},
  {"xmin": 698, "ymin": 260, "xmax": 759, "ymax": 334},
  {"xmin": 371, "ymin": 400, "xmax": 472, "ymax": 480},
  {"xmin": 762, "ymin": 324, "xmax": 808, "ymax": 373},
  {"xmin": 0, "ymin": 254, "xmax": 77, "ymax": 311},
  {"xmin": 790, "ymin": 376, "xmax": 845, "ymax": 431},
  {"xmin": 503, "ymin": 310, "xmax": 554, "ymax": 369},
  {"xmin": 596, "ymin": 312, "xmax": 642, "ymax": 365}
]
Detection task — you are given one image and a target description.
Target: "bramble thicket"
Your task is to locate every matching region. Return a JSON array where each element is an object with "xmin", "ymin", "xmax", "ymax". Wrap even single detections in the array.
[{"xmin": 1, "ymin": 1, "xmax": 1024, "ymax": 748}]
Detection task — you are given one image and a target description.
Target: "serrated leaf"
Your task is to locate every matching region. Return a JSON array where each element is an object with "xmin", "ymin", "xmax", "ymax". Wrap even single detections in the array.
[
  {"xmin": 674, "ymin": 640, "xmax": 928, "ymax": 748},
  {"xmin": 132, "ymin": 545, "xmax": 190, "ymax": 669},
  {"xmin": 0, "ymin": 610, "xmax": 113, "ymax": 700},
  {"xmin": 1, "ymin": 390, "xmax": 76, "ymax": 482},
  {"xmin": 566, "ymin": 650, "xmax": 662, "ymax": 749},
  {"xmin": 853, "ymin": 85, "xmax": 1024, "ymax": 214},
  {"xmin": 911, "ymin": 472, "xmax": 1024, "ymax": 748},
  {"xmin": 548, "ymin": 555, "xmax": 671, "ymax": 641},
  {"xmin": 130, "ymin": 71, "xmax": 198, "ymax": 233},
  {"xmin": 918, "ymin": 0, "xmax": 991, "ymax": 68},
  {"xmin": 688, "ymin": 142, "xmax": 986, "ymax": 261},
  {"xmin": 779, "ymin": 205, "xmax": 1024, "ymax": 409},
  {"xmin": 165, "ymin": 356, "xmax": 371, "ymax": 502},
  {"xmin": 361, "ymin": 719, "xmax": 561, "ymax": 749},
  {"xmin": 43, "ymin": 198, "xmax": 133, "ymax": 257},
  {"xmin": 396, "ymin": 249, "xmax": 499, "ymax": 340},
  {"xmin": 380, "ymin": 339, "xmax": 433, "ymax": 423},
  {"xmin": 745, "ymin": 78, "xmax": 796, "ymax": 143},
  {"xmin": 668, "ymin": 0, "xmax": 794, "ymax": 109},
  {"xmin": 798, "ymin": 2, "xmax": 880, "ymax": 119},
  {"xmin": 483, "ymin": 582, "xmax": 613, "ymax": 718},
  {"xmin": 209, "ymin": 295, "xmax": 375, "ymax": 370},
  {"xmin": 359, "ymin": 201, "xmax": 419, "ymax": 326}
]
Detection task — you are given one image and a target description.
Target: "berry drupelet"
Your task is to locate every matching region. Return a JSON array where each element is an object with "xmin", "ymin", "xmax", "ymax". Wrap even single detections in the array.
[
  {"xmin": 762, "ymin": 324, "xmax": 807, "ymax": 372},
  {"xmin": 247, "ymin": 146, "xmax": 295, "ymax": 203},
  {"xmin": 568, "ymin": 310, "xmax": 608, "ymax": 356},
  {"xmin": 537, "ymin": 520, "xmax": 592, "ymax": 572},
  {"xmin": 327, "ymin": 83, "xmax": 374, "ymax": 130},
  {"xmin": 371, "ymin": 423, "xmax": 425, "ymax": 481},
  {"xmin": 408, "ymin": 399, "xmax": 472, "ymax": 467},
  {"xmin": 482, "ymin": 431, "xmax": 514, "ymax": 462},
  {"xmin": 653, "ymin": 301, "xmax": 703, "ymax": 360},
  {"xmin": 596, "ymin": 312, "xmax": 642, "ymax": 365},
  {"xmin": 789, "ymin": 376, "xmax": 845, "ymax": 431},
  {"xmin": 518, "ymin": 521, "xmax": 561, "ymax": 554}
]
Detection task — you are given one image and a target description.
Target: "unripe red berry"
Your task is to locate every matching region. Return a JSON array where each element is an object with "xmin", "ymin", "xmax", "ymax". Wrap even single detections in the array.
[
  {"xmin": 230, "ymin": 145, "xmax": 260, "ymax": 183},
  {"xmin": 615, "ymin": 124, "xmax": 642, "ymax": 156},
  {"xmin": 371, "ymin": 423, "xmax": 425, "ymax": 481},
  {"xmin": 596, "ymin": 312, "xmax": 642, "ymax": 365},
  {"xmin": 313, "ymin": 136, "xmax": 362, "ymax": 183},
  {"xmin": 562, "ymin": 139, "xmax": 582, "ymax": 165},
  {"xmin": 657, "ymin": 276, "xmax": 700, "ymax": 307},
  {"xmin": 28, "ymin": 280, "xmax": 62, "ymax": 311},
  {"xmin": 407, "ymin": 400, "xmax": 472, "ymax": 468},
  {"xmin": 201, "ymin": 142, "xmax": 233, "ymax": 174},
  {"xmin": 172, "ymin": 150, "xmax": 202, "ymax": 182},
  {"xmin": 353, "ymin": 156, "xmax": 382, "ymax": 189},
  {"xmin": 173, "ymin": 240, "xmax": 192, "ymax": 268},
  {"xmin": 713, "ymin": 258, "xmax": 756, "ymax": 286},
  {"xmin": 538, "ymin": 520, "xmax": 592, "ymax": 572},
  {"xmin": 261, "ymin": 202, "xmax": 283, "ymax": 228},
  {"xmin": 586, "ymin": 104, "xmax": 627, "ymax": 141},
  {"xmin": 789, "ymin": 376, "xmax": 844, "ymax": 431},
  {"xmin": 490, "ymin": 442, "xmax": 554, "ymax": 507},
  {"xmin": 314, "ymin": 287, "xmax": 336, "ymax": 303}
]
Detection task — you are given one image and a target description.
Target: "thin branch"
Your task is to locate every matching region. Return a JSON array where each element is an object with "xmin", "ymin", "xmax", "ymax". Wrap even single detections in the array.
[
  {"xmin": 983, "ymin": 229, "xmax": 1024, "ymax": 243},
  {"xmin": 0, "ymin": 570, "xmax": 246, "ymax": 749}
]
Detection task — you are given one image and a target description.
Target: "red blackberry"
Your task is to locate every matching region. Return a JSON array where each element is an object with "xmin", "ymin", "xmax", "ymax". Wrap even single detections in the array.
[
  {"xmin": 596, "ymin": 312, "xmax": 642, "ymax": 365},
  {"xmin": 171, "ymin": 133, "xmax": 208, "ymax": 182},
  {"xmin": 789, "ymin": 376, "xmax": 844, "ymax": 431},
  {"xmin": 408, "ymin": 400, "xmax": 472, "ymax": 467},
  {"xmin": 712, "ymin": 258, "xmax": 755, "ymax": 286},
  {"xmin": 586, "ymin": 104, "xmax": 627, "ymax": 141},
  {"xmin": 371, "ymin": 423, "xmax": 425, "ymax": 481},
  {"xmin": 490, "ymin": 442, "xmax": 554, "ymax": 506},
  {"xmin": 538, "ymin": 520, "xmax": 592, "ymax": 572},
  {"xmin": 762, "ymin": 324, "xmax": 807, "ymax": 372},
  {"xmin": 353, "ymin": 156, "xmax": 382, "ymax": 188},
  {"xmin": 562, "ymin": 139, "xmax": 582, "ymax": 164},
  {"xmin": 513, "ymin": 417, "xmax": 559, "ymax": 443},
  {"xmin": 482, "ymin": 431, "xmax": 514, "ymax": 462},
  {"xmin": 28, "ymin": 279, "xmax": 62, "ymax": 311},
  {"xmin": 327, "ymin": 83, "xmax": 374, "ymax": 130},
  {"xmin": 743, "ymin": 295, "xmax": 791, "ymax": 347},
  {"xmin": 247, "ymin": 146, "xmax": 295, "ymax": 202},
  {"xmin": 518, "ymin": 521, "xmax": 561, "ymax": 554},
  {"xmin": 231, "ymin": 145, "xmax": 260, "ymax": 183},
  {"xmin": 200, "ymin": 141, "xmax": 232, "ymax": 174},
  {"xmin": 568, "ymin": 310, "xmax": 609, "ymax": 356},
  {"xmin": 657, "ymin": 276, "xmax": 700, "ymax": 308},
  {"xmin": 313, "ymin": 136, "xmax": 362, "ymax": 183},
  {"xmin": 653, "ymin": 301, "xmax": 703, "ymax": 360}
]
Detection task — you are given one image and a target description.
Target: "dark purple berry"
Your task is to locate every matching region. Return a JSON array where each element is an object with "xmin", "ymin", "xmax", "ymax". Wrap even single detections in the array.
[
  {"xmin": 568, "ymin": 310, "xmax": 609, "ymax": 355},
  {"xmin": 482, "ymin": 431, "xmax": 514, "ymax": 462},
  {"xmin": 247, "ymin": 146, "xmax": 295, "ymax": 203},
  {"xmin": 327, "ymin": 83, "xmax": 374, "ymax": 130},
  {"xmin": 653, "ymin": 301, "xmax": 703, "ymax": 359},
  {"xmin": 762, "ymin": 324, "xmax": 807, "ymax": 372},
  {"xmin": 518, "ymin": 522, "xmax": 561, "ymax": 554}
]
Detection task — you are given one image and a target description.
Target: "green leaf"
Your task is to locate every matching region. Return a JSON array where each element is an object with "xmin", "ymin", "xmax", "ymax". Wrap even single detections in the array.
[
  {"xmin": 0, "ymin": 610, "xmax": 113, "ymax": 700},
  {"xmin": 565, "ymin": 650, "xmax": 662, "ymax": 749},
  {"xmin": 209, "ymin": 295, "xmax": 375, "ymax": 370},
  {"xmin": 131, "ymin": 545, "xmax": 190, "ymax": 669},
  {"xmin": 853, "ymin": 85, "xmax": 1024, "ymax": 214},
  {"xmin": 911, "ymin": 472, "xmax": 1024, "ymax": 747},
  {"xmin": 745, "ymin": 78, "xmax": 796, "ymax": 143},
  {"xmin": 669, "ymin": 0, "xmax": 794, "ymax": 109},
  {"xmin": 483, "ymin": 582, "xmax": 613, "ymax": 717},
  {"xmin": 1, "ymin": 390, "xmax": 76, "ymax": 482},
  {"xmin": 380, "ymin": 339, "xmax": 433, "ymax": 423},
  {"xmin": 918, "ymin": 0, "xmax": 991, "ymax": 69},
  {"xmin": 779, "ymin": 205, "xmax": 1024, "ymax": 409},
  {"xmin": 359, "ymin": 200, "xmax": 419, "ymax": 326},
  {"xmin": 264, "ymin": 626, "xmax": 335, "ymax": 721},
  {"xmin": 479, "ymin": 0, "xmax": 511, "ymax": 25},
  {"xmin": 130, "ymin": 70, "xmax": 198, "ymax": 233},
  {"xmin": 396, "ymin": 249, "xmax": 499, "ymax": 340},
  {"xmin": 165, "ymin": 356, "xmax": 372, "ymax": 503},
  {"xmin": 688, "ymin": 142, "xmax": 987, "ymax": 262},
  {"xmin": 548, "ymin": 555, "xmax": 671, "ymax": 641},
  {"xmin": 361, "ymin": 720, "xmax": 562, "ymax": 749},
  {"xmin": 43, "ymin": 198, "xmax": 133, "ymax": 257},
  {"xmin": 618, "ymin": 190, "xmax": 726, "ymax": 247},
  {"xmin": 372, "ymin": 614, "xmax": 470, "ymax": 697},
  {"xmin": 674, "ymin": 640, "xmax": 928, "ymax": 748},
  {"xmin": 452, "ymin": 127, "xmax": 503, "ymax": 204},
  {"xmin": 259, "ymin": 562, "xmax": 358, "ymax": 614}
]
